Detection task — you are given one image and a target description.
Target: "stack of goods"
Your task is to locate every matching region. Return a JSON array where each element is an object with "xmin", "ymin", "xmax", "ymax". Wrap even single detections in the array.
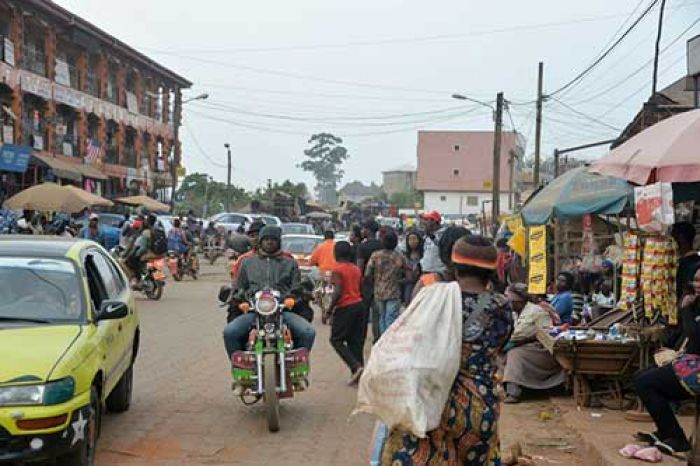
[
  {"xmin": 618, "ymin": 233, "xmax": 641, "ymax": 311},
  {"xmin": 640, "ymin": 236, "xmax": 677, "ymax": 324},
  {"xmin": 547, "ymin": 323, "xmax": 636, "ymax": 343}
]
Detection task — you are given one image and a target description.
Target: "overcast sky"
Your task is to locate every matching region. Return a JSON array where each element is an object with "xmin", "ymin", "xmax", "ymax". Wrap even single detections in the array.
[{"xmin": 56, "ymin": 0, "xmax": 699, "ymax": 193}]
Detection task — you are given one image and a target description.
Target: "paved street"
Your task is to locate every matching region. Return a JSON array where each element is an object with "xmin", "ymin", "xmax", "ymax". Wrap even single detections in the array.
[{"xmin": 96, "ymin": 264, "xmax": 375, "ymax": 466}]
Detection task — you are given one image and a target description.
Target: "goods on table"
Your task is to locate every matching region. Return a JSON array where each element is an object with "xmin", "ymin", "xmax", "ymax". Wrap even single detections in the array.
[{"xmin": 640, "ymin": 236, "xmax": 677, "ymax": 324}]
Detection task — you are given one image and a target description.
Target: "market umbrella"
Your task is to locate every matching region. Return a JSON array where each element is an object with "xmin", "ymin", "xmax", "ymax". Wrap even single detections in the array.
[
  {"xmin": 63, "ymin": 185, "xmax": 113, "ymax": 208},
  {"xmin": 520, "ymin": 166, "xmax": 633, "ymax": 225},
  {"xmin": 3, "ymin": 182, "xmax": 112, "ymax": 213},
  {"xmin": 589, "ymin": 108, "xmax": 700, "ymax": 184},
  {"xmin": 115, "ymin": 195, "xmax": 171, "ymax": 212}
]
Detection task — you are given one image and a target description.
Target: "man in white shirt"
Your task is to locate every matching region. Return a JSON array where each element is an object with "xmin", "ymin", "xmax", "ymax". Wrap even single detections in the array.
[{"xmin": 419, "ymin": 211, "xmax": 446, "ymax": 274}]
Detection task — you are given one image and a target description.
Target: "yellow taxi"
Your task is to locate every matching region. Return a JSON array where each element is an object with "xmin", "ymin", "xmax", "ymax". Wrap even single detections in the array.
[{"xmin": 0, "ymin": 236, "xmax": 140, "ymax": 466}]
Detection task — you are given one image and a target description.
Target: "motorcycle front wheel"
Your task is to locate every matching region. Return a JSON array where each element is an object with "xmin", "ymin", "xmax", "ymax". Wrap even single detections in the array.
[
  {"xmin": 263, "ymin": 352, "xmax": 280, "ymax": 432},
  {"xmin": 145, "ymin": 281, "xmax": 163, "ymax": 300}
]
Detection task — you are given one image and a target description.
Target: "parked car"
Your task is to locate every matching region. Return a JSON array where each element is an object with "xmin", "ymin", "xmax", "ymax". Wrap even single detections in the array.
[
  {"xmin": 205, "ymin": 212, "xmax": 254, "ymax": 235},
  {"xmin": 281, "ymin": 234, "xmax": 323, "ymax": 277},
  {"xmin": 0, "ymin": 236, "xmax": 140, "ymax": 465},
  {"xmin": 250, "ymin": 214, "xmax": 282, "ymax": 227},
  {"xmin": 281, "ymin": 223, "xmax": 315, "ymax": 235},
  {"xmin": 74, "ymin": 213, "xmax": 126, "ymax": 250}
]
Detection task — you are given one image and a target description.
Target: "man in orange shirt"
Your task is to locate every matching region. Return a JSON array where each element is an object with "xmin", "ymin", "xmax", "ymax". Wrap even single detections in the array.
[{"xmin": 310, "ymin": 230, "xmax": 337, "ymax": 274}]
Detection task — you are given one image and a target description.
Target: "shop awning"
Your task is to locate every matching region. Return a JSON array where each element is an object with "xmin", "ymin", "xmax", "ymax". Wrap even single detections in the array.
[
  {"xmin": 31, "ymin": 152, "xmax": 83, "ymax": 182},
  {"xmin": 521, "ymin": 166, "xmax": 633, "ymax": 225},
  {"xmin": 0, "ymin": 144, "xmax": 32, "ymax": 173},
  {"xmin": 78, "ymin": 163, "xmax": 108, "ymax": 180}
]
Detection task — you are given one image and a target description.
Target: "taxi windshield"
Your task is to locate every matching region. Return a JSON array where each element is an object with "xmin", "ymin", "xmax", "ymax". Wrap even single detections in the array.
[{"xmin": 0, "ymin": 257, "xmax": 84, "ymax": 323}]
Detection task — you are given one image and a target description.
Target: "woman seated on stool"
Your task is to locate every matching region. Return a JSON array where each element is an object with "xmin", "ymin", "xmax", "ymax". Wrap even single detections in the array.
[
  {"xmin": 503, "ymin": 283, "xmax": 566, "ymax": 403},
  {"xmin": 634, "ymin": 266, "xmax": 700, "ymax": 456}
]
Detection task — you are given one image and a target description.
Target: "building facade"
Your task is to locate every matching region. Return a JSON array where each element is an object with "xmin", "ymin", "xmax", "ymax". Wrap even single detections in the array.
[
  {"xmin": 416, "ymin": 130, "xmax": 525, "ymax": 216},
  {"xmin": 0, "ymin": 0, "xmax": 190, "ymax": 203},
  {"xmin": 382, "ymin": 164, "xmax": 416, "ymax": 197}
]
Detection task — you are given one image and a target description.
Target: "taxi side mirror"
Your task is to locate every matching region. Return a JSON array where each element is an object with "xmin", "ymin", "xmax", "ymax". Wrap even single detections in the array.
[{"xmin": 96, "ymin": 300, "xmax": 129, "ymax": 321}]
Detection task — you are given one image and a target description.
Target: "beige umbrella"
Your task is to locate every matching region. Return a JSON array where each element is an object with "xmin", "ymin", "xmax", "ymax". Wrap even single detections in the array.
[
  {"xmin": 115, "ymin": 195, "xmax": 171, "ymax": 212},
  {"xmin": 63, "ymin": 185, "xmax": 114, "ymax": 208},
  {"xmin": 3, "ymin": 182, "xmax": 109, "ymax": 213}
]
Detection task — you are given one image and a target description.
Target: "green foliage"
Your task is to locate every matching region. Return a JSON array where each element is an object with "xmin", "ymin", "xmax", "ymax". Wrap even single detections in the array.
[
  {"xmin": 252, "ymin": 180, "xmax": 309, "ymax": 201},
  {"xmin": 388, "ymin": 190, "xmax": 423, "ymax": 209},
  {"xmin": 175, "ymin": 173, "xmax": 248, "ymax": 217},
  {"xmin": 298, "ymin": 133, "xmax": 349, "ymax": 203}
]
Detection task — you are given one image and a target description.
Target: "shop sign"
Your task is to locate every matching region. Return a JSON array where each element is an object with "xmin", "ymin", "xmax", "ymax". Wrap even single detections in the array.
[
  {"xmin": 55, "ymin": 59, "xmax": 71, "ymax": 87},
  {"xmin": 0, "ymin": 143, "xmax": 31, "ymax": 173},
  {"xmin": 176, "ymin": 165, "xmax": 186, "ymax": 177},
  {"xmin": 20, "ymin": 72, "xmax": 52, "ymax": 100},
  {"xmin": 33, "ymin": 135, "xmax": 44, "ymax": 151},
  {"xmin": 2, "ymin": 125, "xmax": 13, "ymax": 144},
  {"xmin": 53, "ymin": 84, "xmax": 84, "ymax": 109},
  {"xmin": 527, "ymin": 225, "xmax": 547, "ymax": 295},
  {"xmin": 3, "ymin": 38, "xmax": 14, "ymax": 66}
]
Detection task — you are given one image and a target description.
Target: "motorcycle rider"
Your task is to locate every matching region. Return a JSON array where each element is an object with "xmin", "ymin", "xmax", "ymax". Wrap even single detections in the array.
[
  {"xmin": 124, "ymin": 213, "xmax": 159, "ymax": 286},
  {"xmin": 79, "ymin": 213, "xmax": 106, "ymax": 247},
  {"xmin": 168, "ymin": 218, "xmax": 190, "ymax": 263},
  {"xmin": 223, "ymin": 226, "xmax": 316, "ymax": 386}
]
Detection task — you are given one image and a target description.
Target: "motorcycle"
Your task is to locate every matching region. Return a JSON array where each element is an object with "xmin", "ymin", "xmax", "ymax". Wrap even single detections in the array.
[
  {"xmin": 219, "ymin": 286, "xmax": 310, "ymax": 432},
  {"xmin": 204, "ymin": 235, "xmax": 226, "ymax": 265},
  {"xmin": 111, "ymin": 246, "xmax": 166, "ymax": 300},
  {"xmin": 167, "ymin": 250, "xmax": 199, "ymax": 281}
]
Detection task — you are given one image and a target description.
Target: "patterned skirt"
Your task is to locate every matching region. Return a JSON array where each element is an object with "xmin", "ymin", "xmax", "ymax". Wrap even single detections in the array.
[{"xmin": 381, "ymin": 376, "xmax": 501, "ymax": 466}]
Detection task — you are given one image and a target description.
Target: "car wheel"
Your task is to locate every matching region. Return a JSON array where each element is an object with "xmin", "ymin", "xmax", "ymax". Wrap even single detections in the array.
[
  {"xmin": 57, "ymin": 386, "xmax": 100, "ymax": 466},
  {"xmin": 106, "ymin": 365, "xmax": 133, "ymax": 413}
]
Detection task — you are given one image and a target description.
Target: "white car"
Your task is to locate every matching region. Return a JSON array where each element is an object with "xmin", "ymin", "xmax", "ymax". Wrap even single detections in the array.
[
  {"xmin": 206, "ymin": 212, "xmax": 254, "ymax": 235},
  {"xmin": 281, "ymin": 223, "xmax": 315, "ymax": 235},
  {"xmin": 251, "ymin": 214, "xmax": 282, "ymax": 227}
]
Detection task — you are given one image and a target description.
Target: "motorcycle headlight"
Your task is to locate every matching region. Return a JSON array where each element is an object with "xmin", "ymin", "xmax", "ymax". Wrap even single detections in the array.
[
  {"xmin": 0, "ymin": 377, "xmax": 74, "ymax": 407},
  {"xmin": 256, "ymin": 296, "xmax": 278, "ymax": 316}
]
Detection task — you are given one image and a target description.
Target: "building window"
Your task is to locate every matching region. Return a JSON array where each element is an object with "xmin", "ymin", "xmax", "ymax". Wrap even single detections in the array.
[
  {"xmin": 55, "ymin": 105, "xmax": 77, "ymax": 156},
  {"xmin": 86, "ymin": 55, "xmax": 100, "ymax": 97},
  {"xmin": 124, "ymin": 127, "xmax": 137, "ymax": 168},
  {"xmin": 105, "ymin": 121, "xmax": 119, "ymax": 164},
  {"xmin": 453, "ymin": 144, "xmax": 460, "ymax": 151},
  {"xmin": 106, "ymin": 65, "xmax": 118, "ymax": 104},
  {"xmin": 453, "ymin": 169, "xmax": 460, "ymax": 176},
  {"xmin": 22, "ymin": 94, "xmax": 46, "ymax": 150},
  {"xmin": 440, "ymin": 195, "xmax": 447, "ymax": 202},
  {"xmin": 467, "ymin": 196, "xmax": 478, "ymax": 206}
]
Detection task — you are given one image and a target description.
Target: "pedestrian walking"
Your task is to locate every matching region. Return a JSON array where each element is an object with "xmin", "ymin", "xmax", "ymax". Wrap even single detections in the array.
[
  {"xmin": 329, "ymin": 241, "xmax": 366, "ymax": 385},
  {"xmin": 381, "ymin": 234, "xmax": 512, "ymax": 465},
  {"xmin": 419, "ymin": 210, "xmax": 445, "ymax": 274},
  {"xmin": 357, "ymin": 219, "xmax": 382, "ymax": 340},
  {"xmin": 402, "ymin": 231, "xmax": 423, "ymax": 304},
  {"xmin": 365, "ymin": 231, "xmax": 407, "ymax": 336}
]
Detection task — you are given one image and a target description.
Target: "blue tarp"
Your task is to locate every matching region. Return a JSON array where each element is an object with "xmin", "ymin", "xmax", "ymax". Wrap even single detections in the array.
[
  {"xmin": 521, "ymin": 166, "xmax": 633, "ymax": 225},
  {"xmin": 0, "ymin": 144, "xmax": 31, "ymax": 173}
]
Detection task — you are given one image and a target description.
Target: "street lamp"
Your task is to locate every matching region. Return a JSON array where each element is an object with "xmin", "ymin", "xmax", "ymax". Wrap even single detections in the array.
[
  {"xmin": 224, "ymin": 143, "xmax": 231, "ymax": 212},
  {"xmin": 183, "ymin": 93, "xmax": 209, "ymax": 104},
  {"xmin": 170, "ymin": 91, "xmax": 210, "ymax": 208},
  {"xmin": 451, "ymin": 93, "xmax": 494, "ymax": 111}
]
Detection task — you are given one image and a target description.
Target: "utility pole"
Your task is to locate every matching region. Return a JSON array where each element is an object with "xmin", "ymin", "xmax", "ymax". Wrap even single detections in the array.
[
  {"xmin": 224, "ymin": 143, "xmax": 231, "ymax": 212},
  {"xmin": 553, "ymin": 149, "xmax": 560, "ymax": 178},
  {"xmin": 651, "ymin": 0, "xmax": 667, "ymax": 96},
  {"xmin": 534, "ymin": 61, "xmax": 544, "ymax": 187},
  {"xmin": 491, "ymin": 92, "xmax": 504, "ymax": 232}
]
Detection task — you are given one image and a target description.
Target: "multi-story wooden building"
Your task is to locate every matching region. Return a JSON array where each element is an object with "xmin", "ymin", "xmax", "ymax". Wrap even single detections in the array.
[{"xmin": 0, "ymin": 0, "xmax": 190, "ymax": 202}]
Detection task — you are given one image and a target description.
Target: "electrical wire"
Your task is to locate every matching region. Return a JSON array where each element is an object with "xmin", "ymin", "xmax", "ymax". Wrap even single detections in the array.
[
  {"xmin": 548, "ymin": 97, "xmax": 622, "ymax": 131},
  {"xmin": 548, "ymin": 0, "xmax": 661, "ymax": 97},
  {"xmin": 566, "ymin": 16, "xmax": 700, "ymax": 105},
  {"xmin": 182, "ymin": 121, "xmax": 228, "ymax": 168}
]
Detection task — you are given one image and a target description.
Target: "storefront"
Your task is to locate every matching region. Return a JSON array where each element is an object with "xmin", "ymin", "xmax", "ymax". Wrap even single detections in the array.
[{"xmin": 0, "ymin": 143, "xmax": 31, "ymax": 202}]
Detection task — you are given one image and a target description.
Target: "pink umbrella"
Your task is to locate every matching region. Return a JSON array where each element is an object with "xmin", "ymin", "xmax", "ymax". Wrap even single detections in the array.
[{"xmin": 590, "ymin": 108, "xmax": 700, "ymax": 184}]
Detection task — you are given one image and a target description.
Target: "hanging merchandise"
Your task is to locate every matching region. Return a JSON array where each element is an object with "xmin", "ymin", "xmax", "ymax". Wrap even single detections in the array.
[
  {"xmin": 528, "ymin": 225, "xmax": 547, "ymax": 295},
  {"xmin": 635, "ymin": 182, "xmax": 675, "ymax": 233},
  {"xmin": 618, "ymin": 232, "xmax": 641, "ymax": 312},
  {"xmin": 640, "ymin": 236, "xmax": 678, "ymax": 324}
]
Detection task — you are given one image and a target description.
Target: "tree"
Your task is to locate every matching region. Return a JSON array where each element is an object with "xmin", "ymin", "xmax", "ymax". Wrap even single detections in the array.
[
  {"xmin": 252, "ymin": 180, "xmax": 309, "ymax": 202},
  {"xmin": 298, "ymin": 133, "xmax": 349, "ymax": 205},
  {"xmin": 388, "ymin": 190, "xmax": 423, "ymax": 209},
  {"xmin": 175, "ymin": 173, "xmax": 248, "ymax": 217}
]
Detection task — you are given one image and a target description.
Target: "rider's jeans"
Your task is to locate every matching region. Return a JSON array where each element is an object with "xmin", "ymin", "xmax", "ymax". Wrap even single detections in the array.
[
  {"xmin": 223, "ymin": 311, "xmax": 316, "ymax": 357},
  {"xmin": 374, "ymin": 299, "xmax": 401, "ymax": 336}
]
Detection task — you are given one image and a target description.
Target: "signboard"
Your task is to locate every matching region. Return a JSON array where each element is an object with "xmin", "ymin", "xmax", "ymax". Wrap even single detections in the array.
[
  {"xmin": 3, "ymin": 38, "xmax": 14, "ymax": 66},
  {"xmin": 126, "ymin": 92, "xmax": 139, "ymax": 114},
  {"xmin": 32, "ymin": 135, "xmax": 43, "ymax": 151},
  {"xmin": 688, "ymin": 34, "xmax": 700, "ymax": 77},
  {"xmin": 55, "ymin": 59, "xmax": 70, "ymax": 87},
  {"xmin": 2, "ymin": 125, "xmax": 12, "ymax": 144},
  {"xmin": 54, "ymin": 85, "xmax": 83, "ymax": 109},
  {"xmin": 176, "ymin": 165, "xmax": 186, "ymax": 177},
  {"xmin": 0, "ymin": 143, "xmax": 31, "ymax": 173},
  {"xmin": 527, "ymin": 225, "xmax": 547, "ymax": 295},
  {"xmin": 20, "ymin": 72, "xmax": 52, "ymax": 100},
  {"xmin": 483, "ymin": 180, "xmax": 492, "ymax": 189}
]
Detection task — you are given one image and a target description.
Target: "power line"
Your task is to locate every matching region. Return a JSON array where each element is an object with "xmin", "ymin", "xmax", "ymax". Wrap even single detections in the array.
[
  {"xmin": 548, "ymin": 97, "xmax": 622, "ymax": 131},
  {"xmin": 146, "ymin": 11, "xmax": 648, "ymax": 55},
  {"xmin": 566, "ymin": 16, "xmax": 699, "ymax": 105},
  {"xmin": 548, "ymin": 0, "xmax": 661, "ymax": 97},
  {"xmin": 181, "ymin": 121, "xmax": 228, "ymax": 168}
]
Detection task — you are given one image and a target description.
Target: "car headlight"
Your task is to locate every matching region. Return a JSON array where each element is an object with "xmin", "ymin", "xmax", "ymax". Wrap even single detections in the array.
[{"xmin": 0, "ymin": 378, "xmax": 75, "ymax": 407}]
